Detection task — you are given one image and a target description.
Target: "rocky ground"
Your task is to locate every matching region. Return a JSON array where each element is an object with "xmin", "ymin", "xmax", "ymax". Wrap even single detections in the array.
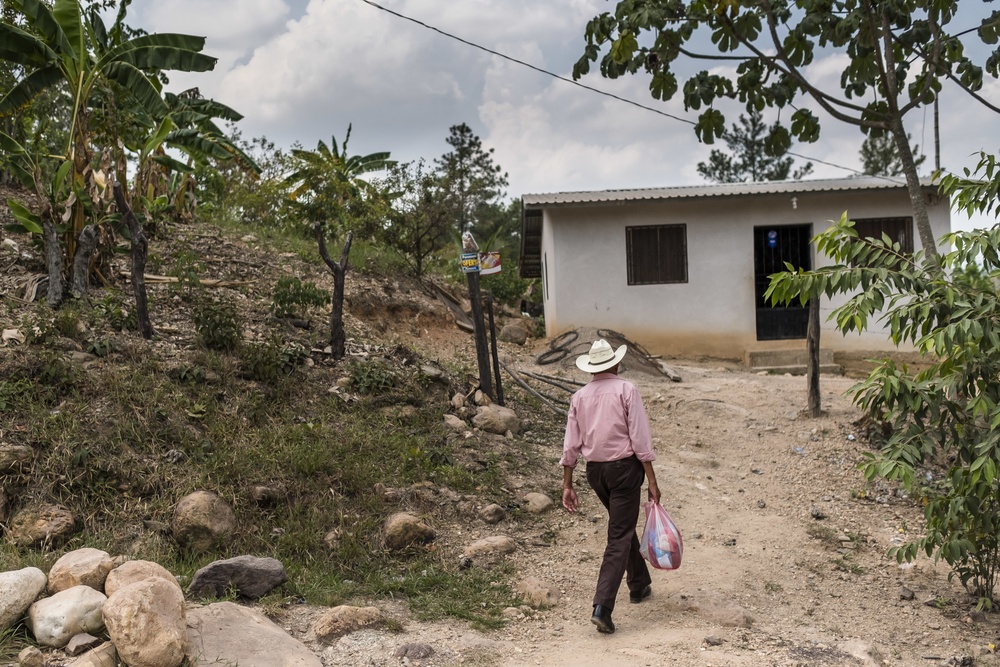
[
  {"xmin": 269, "ymin": 353, "xmax": 999, "ymax": 667},
  {"xmin": 3, "ymin": 216, "xmax": 1000, "ymax": 666}
]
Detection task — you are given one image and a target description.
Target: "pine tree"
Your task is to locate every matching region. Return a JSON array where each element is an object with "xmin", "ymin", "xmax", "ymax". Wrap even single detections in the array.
[
  {"xmin": 697, "ymin": 110, "xmax": 813, "ymax": 183},
  {"xmin": 860, "ymin": 133, "xmax": 926, "ymax": 177}
]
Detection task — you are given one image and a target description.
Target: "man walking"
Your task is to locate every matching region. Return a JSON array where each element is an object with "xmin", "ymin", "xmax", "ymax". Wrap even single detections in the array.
[{"xmin": 561, "ymin": 339, "xmax": 660, "ymax": 634}]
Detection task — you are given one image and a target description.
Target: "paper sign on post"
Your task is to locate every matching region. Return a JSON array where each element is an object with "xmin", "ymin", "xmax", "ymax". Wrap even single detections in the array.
[
  {"xmin": 479, "ymin": 251, "xmax": 501, "ymax": 275},
  {"xmin": 460, "ymin": 252, "xmax": 480, "ymax": 273}
]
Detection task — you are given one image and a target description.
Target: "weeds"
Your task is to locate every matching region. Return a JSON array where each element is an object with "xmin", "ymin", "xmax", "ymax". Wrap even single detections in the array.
[{"xmin": 193, "ymin": 297, "xmax": 242, "ymax": 352}]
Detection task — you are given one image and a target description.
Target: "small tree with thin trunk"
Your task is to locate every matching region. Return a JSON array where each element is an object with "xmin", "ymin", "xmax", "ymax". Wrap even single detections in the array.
[{"xmin": 285, "ymin": 126, "xmax": 394, "ymax": 359}]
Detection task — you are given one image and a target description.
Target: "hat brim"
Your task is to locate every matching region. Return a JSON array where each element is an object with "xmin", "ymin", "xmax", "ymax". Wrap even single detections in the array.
[{"xmin": 576, "ymin": 344, "xmax": 628, "ymax": 373}]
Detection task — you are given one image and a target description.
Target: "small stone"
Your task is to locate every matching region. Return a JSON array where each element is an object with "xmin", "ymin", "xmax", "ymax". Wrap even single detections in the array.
[
  {"xmin": 811, "ymin": 507, "xmax": 827, "ymax": 520},
  {"xmin": 479, "ymin": 503, "xmax": 506, "ymax": 524},
  {"xmin": 473, "ymin": 390, "xmax": 492, "ymax": 406},
  {"xmin": 17, "ymin": 646, "xmax": 43, "ymax": 667},
  {"xmin": 47, "ymin": 547, "xmax": 113, "ymax": 594},
  {"xmin": 8, "ymin": 504, "xmax": 76, "ymax": 547},
  {"xmin": 723, "ymin": 538, "xmax": 737, "ymax": 547},
  {"xmin": 757, "ymin": 500, "xmax": 767, "ymax": 509},
  {"xmin": 522, "ymin": 493, "xmax": 553, "ymax": 514},
  {"xmin": 188, "ymin": 555, "xmax": 288, "ymax": 600},
  {"xmin": 394, "ymin": 643, "xmax": 435, "ymax": 659},
  {"xmin": 65, "ymin": 632, "xmax": 103, "ymax": 657},
  {"xmin": 464, "ymin": 536, "xmax": 517, "ymax": 558},
  {"xmin": 171, "ymin": 490, "xmax": 236, "ymax": 553},
  {"xmin": 312, "ymin": 605, "xmax": 383, "ymax": 642},
  {"xmin": 451, "ymin": 393, "xmax": 465, "ymax": 410},
  {"xmin": 250, "ymin": 485, "xmax": 283, "ymax": 504},
  {"xmin": 704, "ymin": 635, "xmax": 724, "ymax": 646},
  {"xmin": 0, "ymin": 445, "xmax": 32, "ymax": 471},
  {"xmin": 515, "ymin": 577, "xmax": 560, "ymax": 609},
  {"xmin": 444, "ymin": 414, "xmax": 467, "ymax": 431},
  {"xmin": 384, "ymin": 512, "xmax": 435, "ymax": 550},
  {"xmin": 899, "ymin": 587, "xmax": 915, "ymax": 601}
]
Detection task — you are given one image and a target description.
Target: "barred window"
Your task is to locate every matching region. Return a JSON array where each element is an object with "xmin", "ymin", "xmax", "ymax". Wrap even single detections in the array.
[
  {"xmin": 854, "ymin": 217, "xmax": 913, "ymax": 254},
  {"xmin": 626, "ymin": 225, "xmax": 687, "ymax": 285}
]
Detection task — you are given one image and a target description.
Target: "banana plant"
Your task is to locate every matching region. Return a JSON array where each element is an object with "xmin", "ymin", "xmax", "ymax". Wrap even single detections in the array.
[{"xmin": 0, "ymin": 0, "xmax": 217, "ymax": 279}]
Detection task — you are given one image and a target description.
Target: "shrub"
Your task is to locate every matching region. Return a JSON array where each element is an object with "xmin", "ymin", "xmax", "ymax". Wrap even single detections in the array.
[
  {"xmin": 271, "ymin": 277, "xmax": 327, "ymax": 318},
  {"xmin": 194, "ymin": 297, "xmax": 242, "ymax": 352}
]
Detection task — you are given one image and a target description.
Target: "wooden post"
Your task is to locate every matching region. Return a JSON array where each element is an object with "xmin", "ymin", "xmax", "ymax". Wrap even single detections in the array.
[
  {"xmin": 466, "ymin": 270, "xmax": 493, "ymax": 400},
  {"xmin": 486, "ymin": 291, "xmax": 505, "ymax": 406},
  {"xmin": 806, "ymin": 294, "xmax": 821, "ymax": 417},
  {"xmin": 462, "ymin": 232, "xmax": 493, "ymax": 400}
]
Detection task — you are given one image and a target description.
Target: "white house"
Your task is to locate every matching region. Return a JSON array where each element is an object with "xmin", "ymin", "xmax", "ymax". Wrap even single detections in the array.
[{"xmin": 519, "ymin": 177, "xmax": 951, "ymax": 365}]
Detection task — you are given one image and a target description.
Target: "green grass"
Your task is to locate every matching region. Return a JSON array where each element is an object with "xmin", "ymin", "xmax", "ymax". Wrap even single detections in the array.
[{"xmin": 0, "ymin": 324, "xmax": 524, "ymax": 635}]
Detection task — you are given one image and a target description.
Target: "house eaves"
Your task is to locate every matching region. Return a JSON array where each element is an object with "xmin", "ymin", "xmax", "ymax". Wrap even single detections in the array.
[{"xmin": 522, "ymin": 176, "xmax": 938, "ymax": 208}]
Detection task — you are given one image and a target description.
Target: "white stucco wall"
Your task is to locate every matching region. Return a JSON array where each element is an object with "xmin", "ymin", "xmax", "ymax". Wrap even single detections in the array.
[{"xmin": 540, "ymin": 188, "xmax": 951, "ymax": 360}]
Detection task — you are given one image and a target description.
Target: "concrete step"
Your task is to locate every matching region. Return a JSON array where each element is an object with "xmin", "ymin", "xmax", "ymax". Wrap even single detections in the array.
[
  {"xmin": 752, "ymin": 363, "xmax": 843, "ymax": 376},
  {"xmin": 746, "ymin": 348, "xmax": 835, "ymax": 368}
]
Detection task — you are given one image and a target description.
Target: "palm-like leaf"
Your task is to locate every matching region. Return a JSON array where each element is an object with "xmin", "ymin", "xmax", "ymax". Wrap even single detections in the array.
[{"xmin": 0, "ymin": 24, "xmax": 58, "ymax": 67}]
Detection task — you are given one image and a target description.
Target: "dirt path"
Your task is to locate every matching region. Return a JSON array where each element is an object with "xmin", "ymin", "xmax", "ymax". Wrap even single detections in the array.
[{"xmin": 476, "ymin": 361, "xmax": 998, "ymax": 666}]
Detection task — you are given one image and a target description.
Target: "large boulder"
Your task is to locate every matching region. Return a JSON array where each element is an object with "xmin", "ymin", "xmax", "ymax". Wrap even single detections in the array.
[
  {"xmin": 8, "ymin": 504, "xmax": 76, "ymax": 547},
  {"xmin": 47, "ymin": 547, "xmax": 113, "ymax": 593},
  {"xmin": 26, "ymin": 585, "xmax": 106, "ymax": 648},
  {"xmin": 103, "ymin": 578, "xmax": 187, "ymax": 667},
  {"xmin": 383, "ymin": 512, "xmax": 435, "ymax": 551},
  {"xmin": 498, "ymin": 321, "xmax": 529, "ymax": 345},
  {"xmin": 105, "ymin": 560, "xmax": 181, "ymax": 598},
  {"xmin": 171, "ymin": 491, "xmax": 236, "ymax": 553},
  {"xmin": 188, "ymin": 556, "xmax": 287, "ymax": 600},
  {"xmin": 0, "ymin": 567, "xmax": 46, "ymax": 631},
  {"xmin": 472, "ymin": 405, "xmax": 520, "ymax": 435},
  {"xmin": 186, "ymin": 602, "xmax": 322, "ymax": 667}
]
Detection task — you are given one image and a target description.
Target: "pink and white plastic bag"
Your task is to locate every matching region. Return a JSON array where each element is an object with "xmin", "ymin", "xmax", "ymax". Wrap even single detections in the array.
[{"xmin": 639, "ymin": 501, "xmax": 683, "ymax": 570}]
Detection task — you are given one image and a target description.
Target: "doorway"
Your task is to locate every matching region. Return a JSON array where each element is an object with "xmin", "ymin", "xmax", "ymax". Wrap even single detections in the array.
[{"xmin": 753, "ymin": 224, "xmax": 812, "ymax": 340}]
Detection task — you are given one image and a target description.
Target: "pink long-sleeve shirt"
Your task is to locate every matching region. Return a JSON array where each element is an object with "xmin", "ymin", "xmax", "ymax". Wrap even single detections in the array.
[{"xmin": 560, "ymin": 373, "xmax": 656, "ymax": 468}]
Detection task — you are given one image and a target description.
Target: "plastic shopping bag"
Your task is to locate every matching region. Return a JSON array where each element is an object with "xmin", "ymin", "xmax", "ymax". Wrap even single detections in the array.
[{"xmin": 639, "ymin": 501, "xmax": 683, "ymax": 570}]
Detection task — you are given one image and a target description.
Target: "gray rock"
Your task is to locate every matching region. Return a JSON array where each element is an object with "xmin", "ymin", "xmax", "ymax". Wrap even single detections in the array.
[
  {"xmin": 0, "ymin": 445, "xmax": 32, "ymax": 472},
  {"xmin": 8, "ymin": 504, "xmax": 76, "ymax": 547},
  {"xmin": 104, "ymin": 578, "xmax": 187, "ymax": 667},
  {"xmin": 105, "ymin": 560, "xmax": 180, "ymax": 598},
  {"xmin": 384, "ymin": 512, "xmax": 435, "ymax": 551},
  {"xmin": 899, "ymin": 586, "xmax": 914, "ymax": 601},
  {"xmin": 312, "ymin": 605, "xmax": 383, "ymax": 642},
  {"xmin": 186, "ymin": 601, "xmax": 322, "ymax": 667},
  {"xmin": 465, "ymin": 536, "xmax": 517, "ymax": 558},
  {"xmin": 17, "ymin": 646, "xmax": 43, "ymax": 667},
  {"xmin": 498, "ymin": 322, "xmax": 528, "ymax": 345},
  {"xmin": 394, "ymin": 643, "xmax": 434, "ymax": 659},
  {"xmin": 188, "ymin": 556, "xmax": 288, "ymax": 600},
  {"xmin": 472, "ymin": 405, "xmax": 520, "ymax": 435},
  {"xmin": 704, "ymin": 635, "xmax": 724, "ymax": 646},
  {"xmin": 450, "ymin": 393, "xmax": 465, "ymax": 410},
  {"xmin": 420, "ymin": 363, "xmax": 447, "ymax": 381},
  {"xmin": 66, "ymin": 632, "xmax": 103, "ymax": 657},
  {"xmin": 479, "ymin": 503, "xmax": 506, "ymax": 524},
  {"xmin": 27, "ymin": 585, "xmax": 106, "ymax": 648},
  {"xmin": 171, "ymin": 490, "xmax": 236, "ymax": 553},
  {"xmin": 47, "ymin": 547, "xmax": 113, "ymax": 594},
  {"xmin": 515, "ymin": 577, "xmax": 560, "ymax": 609},
  {"xmin": 250, "ymin": 485, "xmax": 283, "ymax": 504},
  {"xmin": 444, "ymin": 414, "xmax": 467, "ymax": 432},
  {"xmin": 0, "ymin": 567, "xmax": 46, "ymax": 631},
  {"xmin": 523, "ymin": 493, "xmax": 554, "ymax": 514},
  {"xmin": 811, "ymin": 506, "xmax": 827, "ymax": 520},
  {"xmin": 68, "ymin": 642, "xmax": 116, "ymax": 667}
]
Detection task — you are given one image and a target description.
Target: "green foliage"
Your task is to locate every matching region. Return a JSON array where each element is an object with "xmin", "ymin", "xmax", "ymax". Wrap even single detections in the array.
[
  {"xmin": 697, "ymin": 109, "xmax": 813, "ymax": 183},
  {"xmin": 167, "ymin": 250, "xmax": 205, "ymax": 295},
  {"xmin": 573, "ymin": 0, "xmax": 999, "ymax": 256},
  {"xmin": 434, "ymin": 123, "xmax": 509, "ymax": 238},
  {"xmin": 271, "ymin": 277, "xmax": 327, "ymax": 318},
  {"xmin": 193, "ymin": 297, "xmax": 242, "ymax": 352},
  {"xmin": 349, "ymin": 359, "xmax": 397, "ymax": 394},
  {"xmin": 90, "ymin": 292, "xmax": 137, "ymax": 332},
  {"xmin": 240, "ymin": 339, "xmax": 308, "ymax": 384},
  {"xmin": 766, "ymin": 212, "xmax": 1000, "ymax": 605},
  {"xmin": 484, "ymin": 269, "xmax": 531, "ymax": 308}
]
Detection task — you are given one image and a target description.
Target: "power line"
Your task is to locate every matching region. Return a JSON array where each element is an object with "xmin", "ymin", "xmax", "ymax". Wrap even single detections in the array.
[
  {"xmin": 357, "ymin": 0, "xmax": 912, "ymax": 183},
  {"xmin": 358, "ymin": 0, "xmax": 695, "ymax": 126}
]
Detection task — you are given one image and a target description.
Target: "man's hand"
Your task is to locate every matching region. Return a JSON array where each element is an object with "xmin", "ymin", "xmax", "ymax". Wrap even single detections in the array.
[
  {"xmin": 647, "ymin": 481, "xmax": 661, "ymax": 505},
  {"xmin": 562, "ymin": 487, "xmax": 578, "ymax": 513}
]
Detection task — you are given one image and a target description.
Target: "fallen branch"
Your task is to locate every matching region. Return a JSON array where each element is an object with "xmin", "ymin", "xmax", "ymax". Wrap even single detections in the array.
[{"xmin": 119, "ymin": 272, "xmax": 251, "ymax": 288}]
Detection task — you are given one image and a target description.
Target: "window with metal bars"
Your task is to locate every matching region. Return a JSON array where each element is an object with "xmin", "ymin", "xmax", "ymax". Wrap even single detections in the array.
[
  {"xmin": 626, "ymin": 224, "xmax": 688, "ymax": 285},
  {"xmin": 853, "ymin": 217, "xmax": 913, "ymax": 255}
]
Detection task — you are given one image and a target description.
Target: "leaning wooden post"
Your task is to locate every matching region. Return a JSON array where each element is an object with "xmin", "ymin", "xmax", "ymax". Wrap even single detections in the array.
[
  {"xmin": 806, "ymin": 293, "xmax": 821, "ymax": 417},
  {"xmin": 461, "ymin": 232, "xmax": 493, "ymax": 400},
  {"xmin": 113, "ymin": 182, "xmax": 153, "ymax": 339},
  {"xmin": 485, "ymin": 290, "xmax": 505, "ymax": 406}
]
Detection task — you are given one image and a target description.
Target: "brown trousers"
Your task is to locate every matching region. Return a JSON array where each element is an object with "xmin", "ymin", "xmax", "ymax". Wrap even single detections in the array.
[{"xmin": 586, "ymin": 455, "xmax": 651, "ymax": 610}]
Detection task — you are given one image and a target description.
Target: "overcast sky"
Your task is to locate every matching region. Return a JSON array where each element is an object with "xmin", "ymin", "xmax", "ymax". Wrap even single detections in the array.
[{"xmin": 126, "ymin": 0, "xmax": 1000, "ymax": 232}]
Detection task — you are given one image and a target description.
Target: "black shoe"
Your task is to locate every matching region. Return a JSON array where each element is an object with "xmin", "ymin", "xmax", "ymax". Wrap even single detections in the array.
[
  {"xmin": 591, "ymin": 605, "xmax": 615, "ymax": 634},
  {"xmin": 629, "ymin": 584, "xmax": 652, "ymax": 604}
]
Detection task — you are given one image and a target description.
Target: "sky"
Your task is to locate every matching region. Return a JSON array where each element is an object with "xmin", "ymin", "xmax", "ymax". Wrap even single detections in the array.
[{"xmin": 125, "ymin": 0, "xmax": 1000, "ymax": 233}]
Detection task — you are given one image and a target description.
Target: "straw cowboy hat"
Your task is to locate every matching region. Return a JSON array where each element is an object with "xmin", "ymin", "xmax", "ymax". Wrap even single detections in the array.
[{"xmin": 576, "ymin": 339, "xmax": 628, "ymax": 373}]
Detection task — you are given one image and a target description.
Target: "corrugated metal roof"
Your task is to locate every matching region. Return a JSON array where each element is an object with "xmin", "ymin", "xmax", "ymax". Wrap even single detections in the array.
[{"xmin": 522, "ymin": 176, "xmax": 934, "ymax": 207}]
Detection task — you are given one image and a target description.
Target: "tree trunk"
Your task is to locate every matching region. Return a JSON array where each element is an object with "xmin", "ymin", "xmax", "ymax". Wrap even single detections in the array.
[
  {"xmin": 71, "ymin": 224, "xmax": 97, "ymax": 298},
  {"xmin": 114, "ymin": 183, "xmax": 153, "ymax": 339},
  {"xmin": 43, "ymin": 219, "xmax": 63, "ymax": 308},
  {"xmin": 806, "ymin": 296, "xmax": 821, "ymax": 418},
  {"xmin": 317, "ymin": 224, "xmax": 353, "ymax": 360},
  {"xmin": 890, "ymin": 117, "xmax": 938, "ymax": 262}
]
